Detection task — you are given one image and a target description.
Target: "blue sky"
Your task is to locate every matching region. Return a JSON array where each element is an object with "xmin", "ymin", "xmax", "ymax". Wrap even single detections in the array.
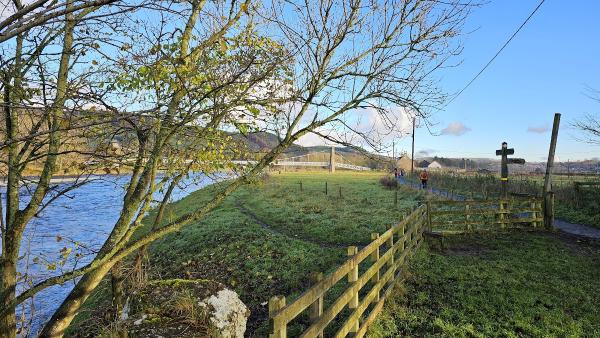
[{"xmin": 392, "ymin": 0, "xmax": 600, "ymax": 162}]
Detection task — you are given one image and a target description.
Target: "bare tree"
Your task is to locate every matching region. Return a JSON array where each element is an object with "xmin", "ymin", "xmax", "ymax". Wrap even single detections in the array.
[
  {"xmin": 1, "ymin": 0, "xmax": 472, "ymax": 336},
  {"xmin": 1, "ymin": 1, "xmax": 147, "ymax": 336},
  {"xmin": 573, "ymin": 87, "xmax": 600, "ymax": 145},
  {"xmin": 0, "ymin": 0, "xmax": 122, "ymax": 44}
]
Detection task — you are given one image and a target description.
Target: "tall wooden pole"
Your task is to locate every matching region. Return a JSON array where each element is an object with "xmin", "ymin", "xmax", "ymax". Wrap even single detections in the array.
[
  {"xmin": 543, "ymin": 113, "xmax": 561, "ymax": 229},
  {"xmin": 411, "ymin": 117, "xmax": 415, "ymax": 176},
  {"xmin": 329, "ymin": 146, "xmax": 335, "ymax": 173}
]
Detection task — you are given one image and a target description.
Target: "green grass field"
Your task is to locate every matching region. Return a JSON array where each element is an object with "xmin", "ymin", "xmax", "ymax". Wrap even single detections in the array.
[
  {"xmin": 72, "ymin": 171, "xmax": 600, "ymax": 337},
  {"xmin": 142, "ymin": 171, "xmax": 423, "ymax": 336},
  {"xmin": 369, "ymin": 231, "xmax": 600, "ymax": 337}
]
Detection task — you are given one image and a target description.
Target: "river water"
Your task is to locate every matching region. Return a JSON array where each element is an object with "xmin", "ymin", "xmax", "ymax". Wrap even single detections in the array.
[{"xmin": 0, "ymin": 173, "xmax": 219, "ymax": 336}]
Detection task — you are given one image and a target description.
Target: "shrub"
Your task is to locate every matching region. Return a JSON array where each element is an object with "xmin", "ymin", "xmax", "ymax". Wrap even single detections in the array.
[{"xmin": 380, "ymin": 175, "xmax": 398, "ymax": 189}]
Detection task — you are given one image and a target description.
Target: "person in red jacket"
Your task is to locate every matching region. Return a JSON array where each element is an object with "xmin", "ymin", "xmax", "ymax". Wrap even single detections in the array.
[{"xmin": 419, "ymin": 170, "xmax": 429, "ymax": 189}]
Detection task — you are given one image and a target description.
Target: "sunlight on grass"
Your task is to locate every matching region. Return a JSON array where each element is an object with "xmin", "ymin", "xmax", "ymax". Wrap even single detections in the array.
[{"xmin": 368, "ymin": 231, "xmax": 600, "ymax": 337}]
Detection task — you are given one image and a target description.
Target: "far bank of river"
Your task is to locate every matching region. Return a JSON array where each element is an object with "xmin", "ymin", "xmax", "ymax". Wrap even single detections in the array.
[{"xmin": 0, "ymin": 172, "xmax": 223, "ymax": 336}]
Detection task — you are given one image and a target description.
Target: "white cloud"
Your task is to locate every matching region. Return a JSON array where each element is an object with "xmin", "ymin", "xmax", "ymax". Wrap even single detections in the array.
[
  {"xmin": 353, "ymin": 106, "xmax": 414, "ymax": 142},
  {"xmin": 441, "ymin": 122, "xmax": 471, "ymax": 136},
  {"xmin": 0, "ymin": 1, "xmax": 15, "ymax": 21},
  {"xmin": 527, "ymin": 125, "xmax": 549, "ymax": 133},
  {"xmin": 296, "ymin": 105, "xmax": 415, "ymax": 148},
  {"xmin": 1, "ymin": 0, "xmax": 36, "ymax": 21},
  {"xmin": 296, "ymin": 130, "xmax": 335, "ymax": 147}
]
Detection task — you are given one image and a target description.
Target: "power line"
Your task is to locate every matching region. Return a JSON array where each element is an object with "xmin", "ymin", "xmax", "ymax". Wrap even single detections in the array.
[{"xmin": 445, "ymin": 0, "xmax": 547, "ymax": 107}]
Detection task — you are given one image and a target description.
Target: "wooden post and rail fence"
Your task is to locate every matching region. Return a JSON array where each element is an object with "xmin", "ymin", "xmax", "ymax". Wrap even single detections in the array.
[{"xmin": 268, "ymin": 196, "xmax": 545, "ymax": 338}]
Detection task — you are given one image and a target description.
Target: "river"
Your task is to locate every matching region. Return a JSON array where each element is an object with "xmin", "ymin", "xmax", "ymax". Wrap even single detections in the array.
[{"xmin": 0, "ymin": 173, "xmax": 220, "ymax": 336}]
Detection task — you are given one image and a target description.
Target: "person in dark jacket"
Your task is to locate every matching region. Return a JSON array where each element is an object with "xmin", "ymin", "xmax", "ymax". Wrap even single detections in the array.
[{"xmin": 419, "ymin": 170, "xmax": 429, "ymax": 189}]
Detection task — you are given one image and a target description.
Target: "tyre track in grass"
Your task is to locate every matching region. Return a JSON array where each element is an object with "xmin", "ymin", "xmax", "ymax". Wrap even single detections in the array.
[{"xmin": 234, "ymin": 199, "xmax": 358, "ymax": 249}]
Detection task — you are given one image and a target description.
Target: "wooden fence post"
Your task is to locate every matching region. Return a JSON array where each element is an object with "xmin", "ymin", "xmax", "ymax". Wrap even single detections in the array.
[
  {"xmin": 370, "ymin": 233, "xmax": 380, "ymax": 302},
  {"xmin": 426, "ymin": 201, "xmax": 432, "ymax": 231},
  {"xmin": 269, "ymin": 296, "xmax": 287, "ymax": 338},
  {"xmin": 531, "ymin": 200, "xmax": 538, "ymax": 228},
  {"xmin": 546, "ymin": 192, "xmax": 555, "ymax": 229},
  {"xmin": 325, "ymin": 181, "xmax": 328, "ymax": 195},
  {"xmin": 386, "ymin": 224, "xmax": 394, "ymax": 275},
  {"xmin": 347, "ymin": 246, "xmax": 359, "ymax": 333},
  {"xmin": 309, "ymin": 272, "xmax": 324, "ymax": 338},
  {"xmin": 499, "ymin": 200, "xmax": 505, "ymax": 229},
  {"xmin": 465, "ymin": 203, "xmax": 471, "ymax": 231},
  {"xmin": 339, "ymin": 186, "xmax": 342, "ymax": 198},
  {"xmin": 299, "ymin": 181, "xmax": 303, "ymax": 192},
  {"xmin": 400, "ymin": 223, "xmax": 406, "ymax": 261}
]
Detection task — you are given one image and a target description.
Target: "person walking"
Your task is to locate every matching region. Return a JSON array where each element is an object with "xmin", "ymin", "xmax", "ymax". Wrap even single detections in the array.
[
  {"xmin": 394, "ymin": 167, "xmax": 398, "ymax": 179},
  {"xmin": 419, "ymin": 169, "xmax": 429, "ymax": 189}
]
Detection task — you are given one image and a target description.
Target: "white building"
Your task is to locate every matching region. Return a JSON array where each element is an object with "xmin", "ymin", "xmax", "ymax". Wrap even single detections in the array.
[{"xmin": 428, "ymin": 161, "xmax": 442, "ymax": 170}]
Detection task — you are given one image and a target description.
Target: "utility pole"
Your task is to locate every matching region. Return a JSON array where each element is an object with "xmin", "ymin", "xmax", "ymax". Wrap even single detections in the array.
[
  {"xmin": 329, "ymin": 146, "xmax": 335, "ymax": 173},
  {"xmin": 411, "ymin": 117, "xmax": 415, "ymax": 176},
  {"xmin": 543, "ymin": 113, "xmax": 561, "ymax": 229}
]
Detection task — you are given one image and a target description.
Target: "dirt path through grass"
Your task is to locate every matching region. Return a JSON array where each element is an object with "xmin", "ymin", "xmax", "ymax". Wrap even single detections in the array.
[{"xmin": 234, "ymin": 199, "xmax": 353, "ymax": 248}]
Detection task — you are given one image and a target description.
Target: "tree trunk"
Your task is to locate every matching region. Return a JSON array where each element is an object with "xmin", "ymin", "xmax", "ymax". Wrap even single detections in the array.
[
  {"xmin": 39, "ymin": 263, "xmax": 115, "ymax": 337},
  {"xmin": 1, "ymin": 33, "xmax": 23, "ymax": 338},
  {"xmin": 1, "ymin": 244, "xmax": 18, "ymax": 338},
  {"xmin": 111, "ymin": 261, "xmax": 125, "ymax": 319}
]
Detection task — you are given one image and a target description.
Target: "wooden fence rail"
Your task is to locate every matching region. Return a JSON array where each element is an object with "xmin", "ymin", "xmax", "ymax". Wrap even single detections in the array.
[
  {"xmin": 269, "ymin": 204, "xmax": 428, "ymax": 338},
  {"xmin": 427, "ymin": 197, "xmax": 544, "ymax": 233},
  {"xmin": 268, "ymin": 197, "xmax": 543, "ymax": 337}
]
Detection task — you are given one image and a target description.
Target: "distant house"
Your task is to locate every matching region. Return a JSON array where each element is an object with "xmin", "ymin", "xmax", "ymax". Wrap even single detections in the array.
[
  {"xmin": 417, "ymin": 160, "xmax": 430, "ymax": 168},
  {"xmin": 395, "ymin": 155, "xmax": 414, "ymax": 171},
  {"xmin": 428, "ymin": 161, "xmax": 442, "ymax": 170}
]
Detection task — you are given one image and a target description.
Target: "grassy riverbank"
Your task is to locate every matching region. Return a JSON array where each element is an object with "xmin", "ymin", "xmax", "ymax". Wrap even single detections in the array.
[
  {"xmin": 104, "ymin": 171, "xmax": 420, "ymax": 336},
  {"xmin": 71, "ymin": 171, "xmax": 600, "ymax": 337},
  {"xmin": 369, "ymin": 231, "xmax": 600, "ymax": 337}
]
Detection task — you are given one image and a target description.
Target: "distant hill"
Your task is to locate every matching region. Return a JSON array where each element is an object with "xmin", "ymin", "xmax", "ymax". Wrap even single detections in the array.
[
  {"xmin": 234, "ymin": 132, "xmax": 392, "ymax": 169},
  {"xmin": 233, "ymin": 132, "xmax": 303, "ymax": 153}
]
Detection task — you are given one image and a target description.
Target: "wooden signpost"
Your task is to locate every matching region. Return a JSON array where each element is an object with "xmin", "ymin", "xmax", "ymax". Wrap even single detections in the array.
[{"xmin": 495, "ymin": 141, "xmax": 525, "ymax": 198}]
